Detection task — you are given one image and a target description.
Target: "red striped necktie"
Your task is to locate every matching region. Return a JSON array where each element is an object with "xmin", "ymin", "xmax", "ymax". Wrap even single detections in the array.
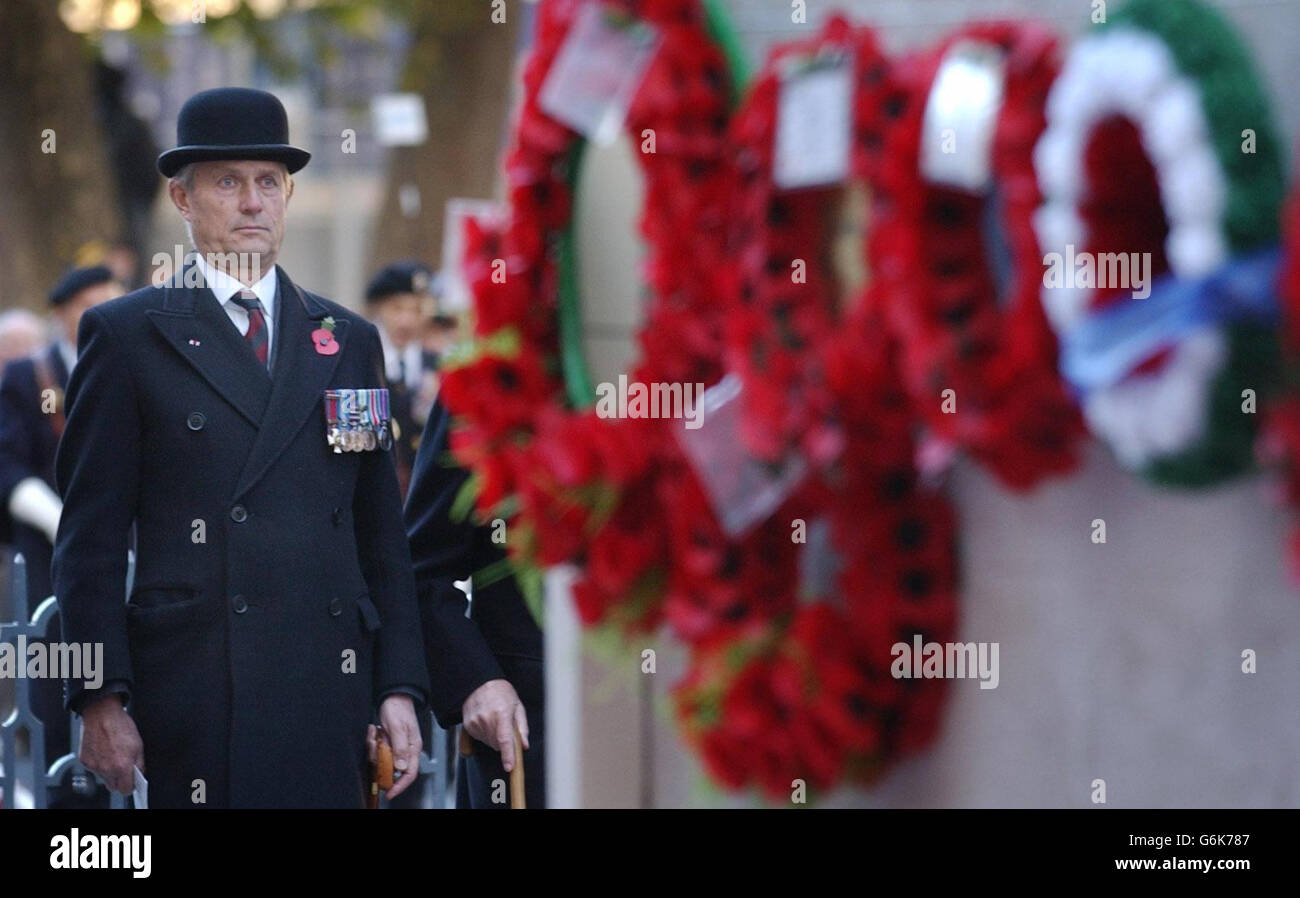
[{"xmin": 231, "ymin": 289, "xmax": 269, "ymax": 367}]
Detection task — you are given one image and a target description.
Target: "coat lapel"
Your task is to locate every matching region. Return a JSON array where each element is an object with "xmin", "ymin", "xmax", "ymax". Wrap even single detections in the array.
[
  {"xmin": 232, "ymin": 266, "xmax": 349, "ymax": 498},
  {"xmin": 146, "ymin": 266, "xmax": 272, "ymax": 427}
]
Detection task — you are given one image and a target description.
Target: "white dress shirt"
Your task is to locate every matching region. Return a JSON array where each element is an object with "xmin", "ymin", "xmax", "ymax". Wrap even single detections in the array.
[
  {"xmin": 194, "ymin": 253, "xmax": 278, "ymax": 368},
  {"xmin": 377, "ymin": 323, "xmax": 424, "ymax": 391}
]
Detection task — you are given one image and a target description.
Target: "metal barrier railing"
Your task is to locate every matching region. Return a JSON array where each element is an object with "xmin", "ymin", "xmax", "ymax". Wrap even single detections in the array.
[{"xmin": 0, "ymin": 552, "xmax": 450, "ymax": 809}]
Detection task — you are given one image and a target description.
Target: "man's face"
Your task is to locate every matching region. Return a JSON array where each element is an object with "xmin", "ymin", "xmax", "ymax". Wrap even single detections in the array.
[
  {"xmin": 374, "ymin": 293, "xmax": 424, "ymax": 348},
  {"xmin": 169, "ymin": 160, "xmax": 293, "ymax": 280},
  {"xmin": 56, "ymin": 281, "xmax": 123, "ymax": 345}
]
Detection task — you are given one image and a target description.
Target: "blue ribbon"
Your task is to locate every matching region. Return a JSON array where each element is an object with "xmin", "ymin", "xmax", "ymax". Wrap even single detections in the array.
[{"xmin": 1060, "ymin": 246, "xmax": 1281, "ymax": 393}]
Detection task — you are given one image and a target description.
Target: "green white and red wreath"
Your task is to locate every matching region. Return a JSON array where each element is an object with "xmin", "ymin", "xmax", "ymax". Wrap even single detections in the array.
[
  {"xmin": 1261, "ymin": 182, "xmax": 1300, "ymax": 580},
  {"xmin": 867, "ymin": 21, "xmax": 1084, "ymax": 490},
  {"xmin": 1033, "ymin": 0, "xmax": 1285, "ymax": 486}
]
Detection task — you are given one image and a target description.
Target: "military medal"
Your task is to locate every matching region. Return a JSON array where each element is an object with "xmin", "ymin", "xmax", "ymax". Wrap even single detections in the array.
[
  {"xmin": 376, "ymin": 388, "xmax": 393, "ymax": 450},
  {"xmin": 356, "ymin": 390, "xmax": 374, "ymax": 451},
  {"xmin": 341, "ymin": 389, "xmax": 358, "ymax": 452},
  {"xmin": 324, "ymin": 389, "xmax": 344, "ymax": 452},
  {"xmin": 324, "ymin": 387, "xmax": 392, "ymax": 452},
  {"xmin": 364, "ymin": 387, "xmax": 390, "ymax": 451}
]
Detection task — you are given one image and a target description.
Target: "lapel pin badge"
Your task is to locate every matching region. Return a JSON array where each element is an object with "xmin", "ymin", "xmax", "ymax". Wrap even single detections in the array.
[
  {"xmin": 312, "ymin": 315, "xmax": 340, "ymax": 356},
  {"xmin": 188, "ymin": 338, "xmax": 201, "ymax": 346}
]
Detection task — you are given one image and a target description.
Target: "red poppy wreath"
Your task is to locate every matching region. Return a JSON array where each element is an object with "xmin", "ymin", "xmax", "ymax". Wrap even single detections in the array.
[
  {"xmin": 866, "ymin": 22, "xmax": 1084, "ymax": 490},
  {"xmin": 440, "ymin": 0, "xmax": 743, "ymax": 632},
  {"xmin": 442, "ymin": 6, "xmax": 959, "ymax": 799},
  {"xmin": 675, "ymin": 17, "xmax": 959, "ymax": 798}
]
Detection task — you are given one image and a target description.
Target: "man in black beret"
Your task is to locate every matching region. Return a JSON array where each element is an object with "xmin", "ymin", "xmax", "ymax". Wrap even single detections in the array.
[
  {"xmin": 363, "ymin": 261, "xmax": 439, "ymax": 498},
  {"xmin": 0, "ymin": 265, "xmax": 121, "ymax": 807},
  {"xmin": 52, "ymin": 87, "xmax": 428, "ymax": 808}
]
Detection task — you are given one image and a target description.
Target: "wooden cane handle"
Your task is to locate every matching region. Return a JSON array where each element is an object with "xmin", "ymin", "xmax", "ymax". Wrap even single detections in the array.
[
  {"xmin": 510, "ymin": 726, "xmax": 525, "ymax": 810},
  {"xmin": 367, "ymin": 726, "xmax": 395, "ymax": 809},
  {"xmin": 375, "ymin": 726, "xmax": 395, "ymax": 788},
  {"xmin": 459, "ymin": 724, "xmax": 526, "ymax": 808}
]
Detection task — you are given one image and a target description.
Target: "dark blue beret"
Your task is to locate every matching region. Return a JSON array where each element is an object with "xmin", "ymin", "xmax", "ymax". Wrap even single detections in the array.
[
  {"xmin": 49, "ymin": 265, "xmax": 115, "ymax": 307},
  {"xmin": 365, "ymin": 261, "xmax": 433, "ymax": 303}
]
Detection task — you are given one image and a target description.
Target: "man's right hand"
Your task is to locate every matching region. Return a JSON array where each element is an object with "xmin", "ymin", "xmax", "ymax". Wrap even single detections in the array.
[
  {"xmin": 78, "ymin": 694, "xmax": 144, "ymax": 795},
  {"xmin": 462, "ymin": 679, "xmax": 529, "ymax": 773}
]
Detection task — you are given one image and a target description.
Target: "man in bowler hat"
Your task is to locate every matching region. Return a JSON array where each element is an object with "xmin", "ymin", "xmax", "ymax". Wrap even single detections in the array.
[{"xmin": 53, "ymin": 87, "xmax": 429, "ymax": 807}]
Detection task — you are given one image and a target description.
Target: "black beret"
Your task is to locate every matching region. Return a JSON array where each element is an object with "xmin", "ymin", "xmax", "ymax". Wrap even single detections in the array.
[
  {"xmin": 365, "ymin": 261, "xmax": 433, "ymax": 303},
  {"xmin": 49, "ymin": 265, "xmax": 115, "ymax": 307}
]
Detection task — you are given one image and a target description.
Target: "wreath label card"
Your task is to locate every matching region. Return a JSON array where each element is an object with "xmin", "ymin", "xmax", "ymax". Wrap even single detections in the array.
[
  {"xmin": 774, "ymin": 51, "xmax": 853, "ymax": 189},
  {"xmin": 538, "ymin": 3, "xmax": 662, "ymax": 145},
  {"xmin": 674, "ymin": 374, "xmax": 809, "ymax": 537},
  {"xmin": 919, "ymin": 39, "xmax": 1006, "ymax": 192}
]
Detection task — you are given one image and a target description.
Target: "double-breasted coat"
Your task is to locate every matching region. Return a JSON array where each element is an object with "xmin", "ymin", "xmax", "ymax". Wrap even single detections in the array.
[{"xmin": 52, "ymin": 264, "xmax": 429, "ymax": 808}]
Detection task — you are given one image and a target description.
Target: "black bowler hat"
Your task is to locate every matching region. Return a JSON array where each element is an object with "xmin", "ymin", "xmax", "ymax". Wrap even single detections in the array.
[
  {"xmin": 365, "ymin": 261, "xmax": 434, "ymax": 304},
  {"xmin": 157, "ymin": 87, "xmax": 311, "ymax": 178},
  {"xmin": 49, "ymin": 265, "xmax": 114, "ymax": 307}
]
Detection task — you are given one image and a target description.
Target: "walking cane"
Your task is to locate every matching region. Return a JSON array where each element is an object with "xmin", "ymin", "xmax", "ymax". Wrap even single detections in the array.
[
  {"xmin": 459, "ymin": 724, "xmax": 526, "ymax": 809},
  {"xmin": 369, "ymin": 725, "xmax": 395, "ymax": 809}
]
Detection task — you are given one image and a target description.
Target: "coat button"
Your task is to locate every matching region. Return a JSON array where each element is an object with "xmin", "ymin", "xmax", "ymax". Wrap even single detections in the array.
[
  {"xmin": 232, "ymin": 595, "xmax": 248, "ymax": 614},
  {"xmin": 187, "ymin": 412, "xmax": 206, "ymax": 431},
  {"xmin": 230, "ymin": 505, "xmax": 248, "ymax": 523},
  {"xmin": 331, "ymin": 507, "xmax": 342, "ymax": 526},
  {"xmin": 328, "ymin": 597, "xmax": 343, "ymax": 617}
]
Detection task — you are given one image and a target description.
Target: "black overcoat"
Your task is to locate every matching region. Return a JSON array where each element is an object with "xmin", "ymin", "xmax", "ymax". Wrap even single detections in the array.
[{"xmin": 52, "ymin": 264, "xmax": 429, "ymax": 808}]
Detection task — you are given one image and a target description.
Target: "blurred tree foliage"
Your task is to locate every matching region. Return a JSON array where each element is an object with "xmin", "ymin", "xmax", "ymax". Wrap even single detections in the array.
[
  {"xmin": 0, "ymin": 1, "xmax": 120, "ymax": 310},
  {"xmin": 0, "ymin": 0, "xmax": 519, "ymax": 308}
]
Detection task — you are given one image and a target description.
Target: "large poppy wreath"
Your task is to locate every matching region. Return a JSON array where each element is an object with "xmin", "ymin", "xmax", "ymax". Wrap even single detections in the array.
[
  {"xmin": 1033, "ymin": 0, "xmax": 1285, "ymax": 486},
  {"xmin": 678, "ymin": 17, "xmax": 958, "ymax": 797},
  {"xmin": 441, "ymin": 0, "xmax": 741, "ymax": 629},
  {"xmin": 868, "ymin": 22, "xmax": 1084, "ymax": 490},
  {"xmin": 443, "ymin": 6, "xmax": 958, "ymax": 798}
]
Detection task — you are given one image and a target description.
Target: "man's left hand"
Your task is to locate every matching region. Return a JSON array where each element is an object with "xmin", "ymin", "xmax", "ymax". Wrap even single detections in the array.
[{"xmin": 368, "ymin": 695, "xmax": 422, "ymax": 800}]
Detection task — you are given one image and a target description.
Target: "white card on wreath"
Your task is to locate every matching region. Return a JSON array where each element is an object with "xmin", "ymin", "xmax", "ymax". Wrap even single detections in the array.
[
  {"xmin": 774, "ymin": 52, "xmax": 853, "ymax": 190},
  {"xmin": 674, "ymin": 374, "xmax": 808, "ymax": 538},
  {"xmin": 538, "ymin": 3, "xmax": 662, "ymax": 146},
  {"xmin": 441, "ymin": 197, "xmax": 506, "ymax": 313},
  {"xmin": 920, "ymin": 40, "xmax": 1006, "ymax": 192}
]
